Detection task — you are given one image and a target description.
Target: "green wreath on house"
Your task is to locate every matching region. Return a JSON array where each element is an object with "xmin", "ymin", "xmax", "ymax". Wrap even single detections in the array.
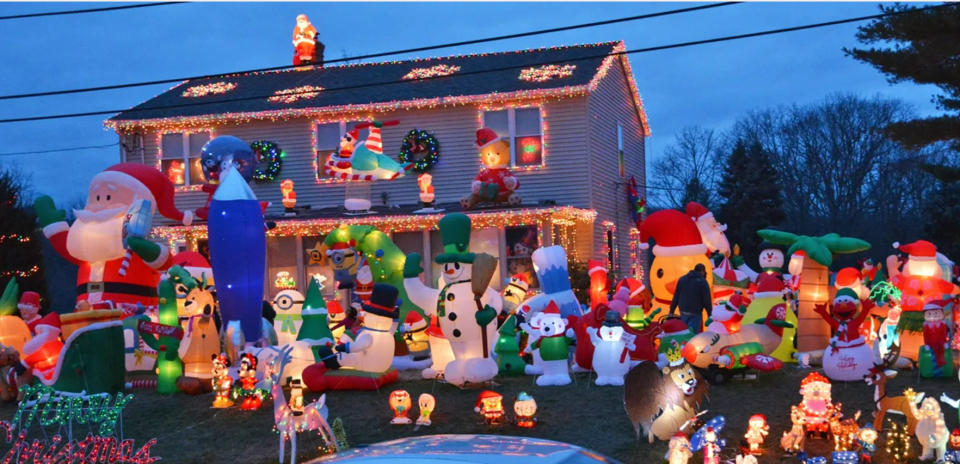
[
  {"xmin": 251, "ymin": 140, "xmax": 284, "ymax": 182},
  {"xmin": 398, "ymin": 129, "xmax": 439, "ymax": 173}
]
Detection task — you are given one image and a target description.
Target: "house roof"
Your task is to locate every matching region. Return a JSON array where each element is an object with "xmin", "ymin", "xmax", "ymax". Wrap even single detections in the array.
[{"xmin": 106, "ymin": 41, "xmax": 649, "ymax": 134}]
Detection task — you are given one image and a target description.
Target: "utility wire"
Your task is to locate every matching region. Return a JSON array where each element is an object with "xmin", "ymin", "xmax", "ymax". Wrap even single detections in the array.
[
  {"xmin": 0, "ymin": 2, "xmax": 186, "ymax": 21},
  {"xmin": 0, "ymin": 2, "xmax": 740, "ymax": 101},
  {"xmin": 0, "ymin": 3, "xmax": 950, "ymax": 125},
  {"xmin": 0, "ymin": 143, "xmax": 118, "ymax": 157}
]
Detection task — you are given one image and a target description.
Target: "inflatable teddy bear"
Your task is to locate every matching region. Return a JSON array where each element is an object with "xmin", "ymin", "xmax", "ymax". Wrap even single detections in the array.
[{"xmin": 461, "ymin": 128, "xmax": 521, "ymax": 209}]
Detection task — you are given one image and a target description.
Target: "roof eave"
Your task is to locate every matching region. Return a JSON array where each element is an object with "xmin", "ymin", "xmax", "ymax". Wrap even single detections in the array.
[{"xmin": 585, "ymin": 41, "xmax": 650, "ymax": 137}]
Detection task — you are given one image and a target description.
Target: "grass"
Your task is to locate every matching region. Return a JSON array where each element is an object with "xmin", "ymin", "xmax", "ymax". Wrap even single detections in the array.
[{"xmin": 0, "ymin": 367, "xmax": 957, "ymax": 463}]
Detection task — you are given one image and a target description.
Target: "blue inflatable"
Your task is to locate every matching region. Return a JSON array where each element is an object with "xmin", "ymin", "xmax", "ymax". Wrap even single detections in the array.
[{"xmin": 201, "ymin": 135, "xmax": 257, "ymax": 182}]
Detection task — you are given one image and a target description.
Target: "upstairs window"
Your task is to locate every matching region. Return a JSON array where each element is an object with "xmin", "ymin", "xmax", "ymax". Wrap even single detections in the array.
[
  {"xmin": 160, "ymin": 131, "xmax": 210, "ymax": 187},
  {"xmin": 482, "ymin": 107, "xmax": 543, "ymax": 169},
  {"xmin": 315, "ymin": 121, "xmax": 360, "ymax": 180}
]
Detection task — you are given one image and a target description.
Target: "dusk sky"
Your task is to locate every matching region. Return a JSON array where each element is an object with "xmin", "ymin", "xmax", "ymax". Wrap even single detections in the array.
[{"xmin": 0, "ymin": 2, "xmax": 941, "ymax": 204}]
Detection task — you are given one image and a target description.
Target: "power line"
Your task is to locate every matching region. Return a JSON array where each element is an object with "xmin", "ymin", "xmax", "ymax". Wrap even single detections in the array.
[
  {"xmin": 0, "ymin": 2, "xmax": 740, "ymax": 101},
  {"xmin": 0, "ymin": 2, "xmax": 186, "ymax": 21},
  {"xmin": 0, "ymin": 143, "xmax": 118, "ymax": 157},
  {"xmin": 0, "ymin": 3, "xmax": 949, "ymax": 126}
]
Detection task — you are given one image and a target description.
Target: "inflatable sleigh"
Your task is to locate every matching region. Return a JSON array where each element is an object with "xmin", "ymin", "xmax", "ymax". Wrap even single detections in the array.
[{"xmin": 32, "ymin": 310, "xmax": 126, "ymax": 394}]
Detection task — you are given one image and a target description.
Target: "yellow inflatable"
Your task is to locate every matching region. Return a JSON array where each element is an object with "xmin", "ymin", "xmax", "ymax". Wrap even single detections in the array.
[
  {"xmin": 640, "ymin": 210, "xmax": 713, "ymax": 324},
  {"xmin": 743, "ymin": 273, "xmax": 797, "ymax": 362}
]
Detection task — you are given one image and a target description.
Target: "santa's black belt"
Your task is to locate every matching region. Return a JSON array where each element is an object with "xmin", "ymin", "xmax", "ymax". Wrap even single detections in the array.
[{"xmin": 77, "ymin": 282, "xmax": 158, "ymax": 298}]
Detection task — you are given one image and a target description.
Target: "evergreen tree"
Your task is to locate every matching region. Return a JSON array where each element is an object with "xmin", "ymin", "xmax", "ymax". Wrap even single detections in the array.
[
  {"xmin": 680, "ymin": 178, "xmax": 712, "ymax": 210},
  {"xmin": 922, "ymin": 180, "xmax": 960, "ymax": 259},
  {"xmin": 331, "ymin": 417, "xmax": 349, "ymax": 452},
  {"xmin": 297, "ymin": 278, "xmax": 334, "ymax": 360},
  {"xmin": 0, "ymin": 166, "xmax": 46, "ymax": 312},
  {"xmin": 716, "ymin": 140, "xmax": 785, "ymax": 266},
  {"xmin": 845, "ymin": 3, "xmax": 960, "ymax": 177}
]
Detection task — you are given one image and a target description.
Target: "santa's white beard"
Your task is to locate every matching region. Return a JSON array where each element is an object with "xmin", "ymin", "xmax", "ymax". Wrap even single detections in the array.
[
  {"xmin": 67, "ymin": 207, "xmax": 127, "ymax": 263},
  {"xmin": 697, "ymin": 224, "xmax": 730, "ymax": 255}
]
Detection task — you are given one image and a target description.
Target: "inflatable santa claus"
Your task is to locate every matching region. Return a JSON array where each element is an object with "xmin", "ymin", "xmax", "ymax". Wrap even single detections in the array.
[
  {"xmin": 686, "ymin": 202, "xmax": 730, "ymax": 256},
  {"xmin": 33, "ymin": 163, "xmax": 193, "ymax": 311}
]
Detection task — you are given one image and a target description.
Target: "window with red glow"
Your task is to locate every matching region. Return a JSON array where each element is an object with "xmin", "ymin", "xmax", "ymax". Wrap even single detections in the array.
[{"xmin": 482, "ymin": 107, "xmax": 543, "ymax": 168}]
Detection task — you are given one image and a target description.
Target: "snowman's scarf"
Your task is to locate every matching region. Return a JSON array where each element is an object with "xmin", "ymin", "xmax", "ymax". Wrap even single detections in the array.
[{"xmin": 436, "ymin": 279, "xmax": 470, "ymax": 317}]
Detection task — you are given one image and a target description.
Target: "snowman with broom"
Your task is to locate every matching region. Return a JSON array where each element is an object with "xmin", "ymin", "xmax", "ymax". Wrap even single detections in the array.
[{"xmin": 404, "ymin": 214, "xmax": 504, "ymax": 387}]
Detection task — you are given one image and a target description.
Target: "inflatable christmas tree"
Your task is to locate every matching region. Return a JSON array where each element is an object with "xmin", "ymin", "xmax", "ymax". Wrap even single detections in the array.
[
  {"xmin": 495, "ymin": 315, "xmax": 525, "ymax": 376},
  {"xmin": 297, "ymin": 278, "xmax": 334, "ymax": 361}
]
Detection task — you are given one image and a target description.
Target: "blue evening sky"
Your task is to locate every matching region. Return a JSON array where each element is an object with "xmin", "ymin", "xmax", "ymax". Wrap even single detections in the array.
[{"xmin": 0, "ymin": 2, "xmax": 940, "ymax": 204}]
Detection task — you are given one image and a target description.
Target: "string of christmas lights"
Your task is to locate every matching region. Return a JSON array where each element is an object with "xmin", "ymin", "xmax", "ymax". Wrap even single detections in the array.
[
  {"xmin": 402, "ymin": 64, "xmax": 461, "ymax": 80},
  {"xmin": 398, "ymin": 129, "xmax": 440, "ymax": 173},
  {"xmin": 519, "ymin": 65, "xmax": 577, "ymax": 82},
  {"xmin": 250, "ymin": 140, "xmax": 285, "ymax": 182},
  {"xmin": 104, "ymin": 41, "xmax": 649, "ymax": 136},
  {"xmin": 476, "ymin": 103, "xmax": 548, "ymax": 172},
  {"xmin": 0, "ymin": 265, "xmax": 39, "ymax": 278},
  {"xmin": 181, "ymin": 82, "xmax": 237, "ymax": 98},
  {"xmin": 267, "ymin": 86, "xmax": 324, "ymax": 104},
  {"xmin": 0, "ymin": 234, "xmax": 31, "ymax": 243}
]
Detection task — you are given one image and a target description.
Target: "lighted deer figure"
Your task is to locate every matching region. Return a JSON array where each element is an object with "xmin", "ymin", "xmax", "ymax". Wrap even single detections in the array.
[
  {"xmin": 271, "ymin": 345, "xmax": 334, "ymax": 464},
  {"xmin": 864, "ymin": 349, "xmax": 923, "ymax": 435}
]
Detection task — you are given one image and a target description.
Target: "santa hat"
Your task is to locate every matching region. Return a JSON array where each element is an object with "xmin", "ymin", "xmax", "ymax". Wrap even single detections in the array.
[
  {"xmin": 657, "ymin": 318, "xmax": 690, "ymax": 338},
  {"xmin": 475, "ymin": 390, "xmax": 502, "ymax": 410},
  {"xmin": 801, "ymin": 371, "xmax": 830, "ymax": 387},
  {"xmin": 542, "ymin": 300, "xmax": 561, "ymax": 317},
  {"xmin": 639, "ymin": 210, "xmax": 707, "ymax": 257},
  {"xmin": 475, "ymin": 127, "xmax": 503, "ymax": 150},
  {"xmin": 893, "ymin": 240, "xmax": 937, "ymax": 261},
  {"xmin": 671, "ymin": 433, "xmax": 688, "ymax": 442},
  {"xmin": 753, "ymin": 274, "xmax": 786, "ymax": 300},
  {"xmin": 616, "ymin": 278, "xmax": 646, "ymax": 302},
  {"xmin": 685, "ymin": 202, "xmax": 713, "ymax": 222},
  {"xmin": 951, "ymin": 428, "xmax": 960, "ymax": 438},
  {"xmin": 92, "ymin": 163, "xmax": 193, "ymax": 225},
  {"xmin": 33, "ymin": 312, "xmax": 61, "ymax": 334},
  {"xmin": 17, "ymin": 292, "xmax": 40, "ymax": 310},
  {"xmin": 171, "ymin": 251, "xmax": 212, "ymax": 281},
  {"xmin": 325, "ymin": 240, "xmax": 356, "ymax": 256},
  {"xmin": 924, "ymin": 299, "xmax": 951, "ymax": 312},
  {"xmin": 725, "ymin": 292, "xmax": 745, "ymax": 311},
  {"xmin": 404, "ymin": 311, "xmax": 426, "ymax": 329},
  {"xmin": 835, "ymin": 268, "xmax": 862, "ymax": 289},
  {"xmin": 507, "ymin": 274, "xmax": 530, "ymax": 291},
  {"xmin": 327, "ymin": 300, "xmax": 344, "ymax": 315}
]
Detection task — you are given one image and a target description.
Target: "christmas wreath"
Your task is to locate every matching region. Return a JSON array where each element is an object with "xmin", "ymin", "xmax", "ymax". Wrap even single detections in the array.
[
  {"xmin": 398, "ymin": 129, "xmax": 439, "ymax": 173},
  {"xmin": 250, "ymin": 140, "xmax": 283, "ymax": 182}
]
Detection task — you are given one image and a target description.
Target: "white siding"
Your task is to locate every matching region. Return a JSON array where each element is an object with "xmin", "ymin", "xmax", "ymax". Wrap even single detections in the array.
[
  {"xmin": 141, "ymin": 98, "xmax": 593, "ymax": 223},
  {"xmin": 586, "ymin": 57, "xmax": 647, "ymax": 279}
]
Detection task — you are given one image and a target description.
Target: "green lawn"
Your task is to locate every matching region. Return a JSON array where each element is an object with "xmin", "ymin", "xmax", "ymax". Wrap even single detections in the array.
[{"xmin": 1, "ymin": 368, "xmax": 958, "ymax": 463}]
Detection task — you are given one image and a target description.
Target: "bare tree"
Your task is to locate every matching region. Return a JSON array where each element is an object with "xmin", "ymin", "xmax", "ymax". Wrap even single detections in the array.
[{"xmin": 649, "ymin": 125, "xmax": 725, "ymax": 210}]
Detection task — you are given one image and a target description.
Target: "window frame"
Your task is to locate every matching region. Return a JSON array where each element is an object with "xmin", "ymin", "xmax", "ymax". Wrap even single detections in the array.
[
  {"xmin": 158, "ymin": 129, "xmax": 212, "ymax": 190},
  {"xmin": 314, "ymin": 120, "xmax": 363, "ymax": 183},
  {"xmin": 617, "ymin": 122, "xmax": 625, "ymax": 178},
  {"xmin": 481, "ymin": 106, "xmax": 544, "ymax": 170}
]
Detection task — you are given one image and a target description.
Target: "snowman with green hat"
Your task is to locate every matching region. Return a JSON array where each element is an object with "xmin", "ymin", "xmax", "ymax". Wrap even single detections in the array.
[{"xmin": 404, "ymin": 213, "xmax": 504, "ymax": 387}]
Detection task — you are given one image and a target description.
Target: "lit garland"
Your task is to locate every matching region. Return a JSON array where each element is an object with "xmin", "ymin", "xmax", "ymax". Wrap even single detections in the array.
[
  {"xmin": 0, "ymin": 234, "xmax": 31, "ymax": 243},
  {"xmin": 628, "ymin": 228, "xmax": 645, "ymax": 283},
  {"xmin": 14, "ymin": 384, "xmax": 132, "ymax": 437},
  {"xmin": 181, "ymin": 82, "xmax": 237, "ymax": 98},
  {"xmin": 476, "ymin": 103, "xmax": 547, "ymax": 172},
  {"xmin": 152, "ymin": 206, "xmax": 596, "ymax": 245},
  {"xmin": 0, "ymin": 265, "xmax": 39, "ymax": 278},
  {"xmin": 602, "ymin": 221, "xmax": 617, "ymax": 275},
  {"xmin": 105, "ymin": 41, "xmax": 650, "ymax": 135},
  {"xmin": 268, "ymin": 85, "xmax": 324, "ymax": 104},
  {"xmin": 519, "ymin": 64, "xmax": 576, "ymax": 82},
  {"xmin": 250, "ymin": 140, "xmax": 284, "ymax": 182},
  {"xmin": 402, "ymin": 64, "xmax": 460, "ymax": 80},
  {"xmin": 398, "ymin": 129, "xmax": 440, "ymax": 173},
  {"xmin": 886, "ymin": 419, "xmax": 911, "ymax": 462},
  {"xmin": 155, "ymin": 128, "xmax": 215, "ymax": 192}
]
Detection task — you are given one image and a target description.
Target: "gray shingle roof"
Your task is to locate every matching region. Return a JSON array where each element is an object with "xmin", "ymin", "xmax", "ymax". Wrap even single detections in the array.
[{"xmin": 109, "ymin": 41, "xmax": 621, "ymax": 123}]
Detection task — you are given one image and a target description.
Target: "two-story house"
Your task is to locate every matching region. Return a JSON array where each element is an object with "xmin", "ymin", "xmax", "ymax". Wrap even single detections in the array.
[{"xmin": 106, "ymin": 40, "xmax": 649, "ymax": 300}]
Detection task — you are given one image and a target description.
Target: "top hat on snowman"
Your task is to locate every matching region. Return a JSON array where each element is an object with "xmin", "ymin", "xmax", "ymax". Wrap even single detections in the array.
[{"xmin": 434, "ymin": 214, "xmax": 476, "ymax": 264}]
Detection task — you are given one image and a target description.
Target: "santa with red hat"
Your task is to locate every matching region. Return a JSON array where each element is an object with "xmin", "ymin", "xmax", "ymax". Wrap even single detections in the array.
[
  {"xmin": 922, "ymin": 299, "xmax": 951, "ymax": 367},
  {"xmin": 686, "ymin": 202, "xmax": 730, "ymax": 256},
  {"xmin": 34, "ymin": 163, "xmax": 191, "ymax": 311},
  {"xmin": 17, "ymin": 313, "xmax": 64, "ymax": 382},
  {"xmin": 461, "ymin": 128, "xmax": 521, "ymax": 208},
  {"xmin": 889, "ymin": 240, "xmax": 958, "ymax": 312},
  {"xmin": 17, "ymin": 292, "xmax": 41, "ymax": 335}
]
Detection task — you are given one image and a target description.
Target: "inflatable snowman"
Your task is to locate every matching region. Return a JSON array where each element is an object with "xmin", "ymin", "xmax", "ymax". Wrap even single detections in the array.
[
  {"xmin": 814, "ymin": 288, "xmax": 875, "ymax": 381},
  {"xmin": 403, "ymin": 214, "xmax": 503, "ymax": 387},
  {"xmin": 272, "ymin": 289, "xmax": 305, "ymax": 346},
  {"xmin": 531, "ymin": 301, "xmax": 573, "ymax": 386},
  {"xmin": 316, "ymin": 283, "xmax": 399, "ymax": 373},
  {"xmin": 590, "ymin": 310, "xmax": 636, "ymax": 386}
]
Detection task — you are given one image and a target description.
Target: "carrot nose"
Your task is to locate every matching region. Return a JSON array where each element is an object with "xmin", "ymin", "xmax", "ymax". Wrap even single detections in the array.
[
  {"xmin": 665, "ymin": 279, "xmax": 679, "ymax": 295},
  {"xmin": 445, "ymin": 268, "xmax": 455, "ymax": 275},
  {"xmin": 681, "ymin": 342, "xmax": 696, "ymax": 363}
]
